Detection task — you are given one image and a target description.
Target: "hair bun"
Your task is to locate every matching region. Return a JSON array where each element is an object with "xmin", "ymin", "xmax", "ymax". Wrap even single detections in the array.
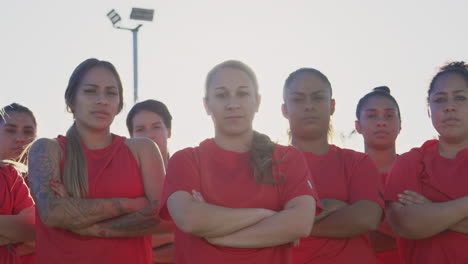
[
  {"xmin": 373, "ymin": 86, "xmax": 391, "ymax": 94},
  {"xmin": 441, "ymin": 61, "xmax": 468, "ymax": 72}
]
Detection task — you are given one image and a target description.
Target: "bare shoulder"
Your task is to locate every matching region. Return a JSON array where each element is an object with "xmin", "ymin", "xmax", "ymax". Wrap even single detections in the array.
[
  {"xmin": 29, "ymin": 138, "xmax": 62, "ymax": 159},
  {"xmin": 124, "ymin": 138, "xmax": 162, "ymax": 166},
  {"xmin": 124, "ymin": 137, "xmax": 159, "ymax": 153}
]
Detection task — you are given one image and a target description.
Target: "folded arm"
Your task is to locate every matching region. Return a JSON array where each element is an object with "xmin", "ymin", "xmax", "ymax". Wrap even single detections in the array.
[
  {"xmin": 28, "ymin": 138, "xmax": 147, "ymax": 230},
  {"xmin": 396, "ymin": 190, "xmax": 468, "ymax": 235},
  {"xmin": 69, "ymin": 138, "xmax": 167, "ymax": 238},
  {"xmin": 0, "ymin": 207, "xmax": 35, "ymax": 244},
  {"xmin": 310, "ymin": 200, "xmax": 382, "ymax": 238},
  {"xmin": 387, "ymin": 191, "xmax": 468, "ymax": 239},
  {"xmin": 167, "ymin": 191, "xmax": 275, "ymax": 238},
  {"xmin": 206, "ymin": 195, "xmax": 316, "ymax": 248}
]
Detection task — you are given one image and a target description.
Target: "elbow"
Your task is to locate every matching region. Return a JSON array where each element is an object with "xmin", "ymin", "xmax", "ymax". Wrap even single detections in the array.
[{"xmin": 297, "ymin": 223, "xmax": 313, "ymax": 238}]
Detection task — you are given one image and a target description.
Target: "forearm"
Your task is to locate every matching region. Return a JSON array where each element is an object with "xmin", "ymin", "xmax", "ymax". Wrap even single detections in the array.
[
  {"xmin": 168, "ymin": 191, "xmax": 273, "ymax": 237},
  {"xmin": 186, "ymin": 205, "xmax": 272, "ymax": 238},
  {"xmin": 41, "ymin": 196, "xmax": 145, "ymax": 230},
  {"xmin": 0, "ymin": 213, "xmax": 35, "ymax": 243},
  {"xmin": 207, "ymin": 196, "xmax": 315, "ymax": 248},
  {"xmin": 388, "ymin": 198, "xmax": 468, "ymax": 239},
  {"xmin": 310, "ymin": 200, "xmax": 382, "ymax": 238},
  {"xmin": 69, "ymin": 200, "xmax": 159, "ymax": 238}
]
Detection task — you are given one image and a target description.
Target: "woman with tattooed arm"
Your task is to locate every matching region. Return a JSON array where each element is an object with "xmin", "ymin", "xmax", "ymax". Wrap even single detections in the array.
[{"xmin": 28, "ymin": 58, "xmax": 165, "ymax": 264}]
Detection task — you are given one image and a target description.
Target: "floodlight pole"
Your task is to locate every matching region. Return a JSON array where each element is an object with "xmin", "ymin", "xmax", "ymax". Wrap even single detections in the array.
[
  {"xmin": 114, "ymin": 24, "xmax": 142, "ymax": 104},
  {"xmin": 131, "ymin": 25, "xmax": 142, "ymax": 104},
  {"xmin": 108, "ymin": 8, "xmax": 153, "ymax": 104}
]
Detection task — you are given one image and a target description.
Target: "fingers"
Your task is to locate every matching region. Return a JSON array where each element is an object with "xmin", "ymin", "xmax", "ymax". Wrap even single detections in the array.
[
  {"xmin": 398, "ymin": 190, "xmax": 432, "ymax": 205},
  {"xmin": 49, "ymin": 179, "xmax": 68, "ymax": 197}
]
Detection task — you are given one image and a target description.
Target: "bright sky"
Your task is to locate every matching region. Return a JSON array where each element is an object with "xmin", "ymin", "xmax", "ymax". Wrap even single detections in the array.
[{"xmin": 1, "ymin": 0, "xmax": 467, "ymax": 154}]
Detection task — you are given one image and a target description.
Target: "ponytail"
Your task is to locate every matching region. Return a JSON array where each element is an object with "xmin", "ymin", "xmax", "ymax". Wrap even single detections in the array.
[
  {"xmin": 62, "ymin": 123, "xmax": 88, "ymax": 198},
  {"xmin": 249, "ymin": 131, "xmax": 284, "ymax": 184}
]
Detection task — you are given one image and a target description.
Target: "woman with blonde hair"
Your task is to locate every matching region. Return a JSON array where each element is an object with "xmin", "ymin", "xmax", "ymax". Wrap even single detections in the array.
[{"xmin": 160, "ymin": 60, "xmax": 317, "ymax": 264}]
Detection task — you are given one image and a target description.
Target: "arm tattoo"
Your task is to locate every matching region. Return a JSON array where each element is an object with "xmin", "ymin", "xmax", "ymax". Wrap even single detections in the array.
[
  {"xmin": 29, "ymin": 139, "xmax": 128, "ymax": 229},
  {"xmin": 28, "ymin": 139, "xmax": 61, "ymax": 225},
  {"xmin": 97, "ymin": 200, "xmax": 161, "ymax": 237}
]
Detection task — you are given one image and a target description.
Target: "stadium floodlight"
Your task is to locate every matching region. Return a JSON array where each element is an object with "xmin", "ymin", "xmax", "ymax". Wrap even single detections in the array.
[
  {"xmin": 107, "ymin": 9, "xmax": 122, "ymax": 26},
  {"xmin": 106, "ymin": 8, "xmax": 154, "ymax": 104},
  {"xmin": 130, "ymin": 8, "xmax": 154, "ymax": 22}
]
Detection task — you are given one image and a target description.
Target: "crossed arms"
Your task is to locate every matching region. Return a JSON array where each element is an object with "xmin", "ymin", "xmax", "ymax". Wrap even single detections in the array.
[
  {"xmin": 28, "ymin": 137, "xmax": 165, "ymax": 238},
  {"xmin": 167, "ymin": 190, "xmax": 316, "ymax": 248}
]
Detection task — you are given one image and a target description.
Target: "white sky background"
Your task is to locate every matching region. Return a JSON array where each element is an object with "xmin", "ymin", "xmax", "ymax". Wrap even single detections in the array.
[{"xmin": 1, "ymin": 0, "xmax": 467, "ymax": 154}]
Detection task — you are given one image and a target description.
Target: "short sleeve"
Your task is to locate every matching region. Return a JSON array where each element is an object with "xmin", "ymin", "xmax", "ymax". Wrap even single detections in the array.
[
  {"xmin": 12, "ymin": 174, "xmax": 34, "ymax": 214},
  {"xmin": 278, "ymin": 147, "xmax": 318, "ymax": 207},
  {"xmin": 159, "ymin": 148, "xmax": 201, "ymax": 220},
  {"xmin": 0, "ymin": 166, "xmax": 34, "ymax": 214},
  {"xmin": 384, "ymin": 151, "xmax": 423, "ymax": 202},
  {"xmin": 348, "ymin": 154, "xmax": 385, "ymax": 208}
]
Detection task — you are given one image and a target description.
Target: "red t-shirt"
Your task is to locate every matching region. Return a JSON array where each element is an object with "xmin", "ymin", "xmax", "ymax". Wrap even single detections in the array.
[
  {"xmin": 0, "ymin": 164, "xmax": 34, "ymax": 264},
  {"xmin": 159, "ymin": 138, "xmax": 318, "ymax": 264},
  {"xmin": 34, "ymin": 135, "xmax": 152, "ymax": 264},
  {"xmin": 293, "ymin": 145, "xmax": 384, "ymax": 264},
  {"xmin": 384, "ymin": 140, "xmax": 468, "ymax": 264}
]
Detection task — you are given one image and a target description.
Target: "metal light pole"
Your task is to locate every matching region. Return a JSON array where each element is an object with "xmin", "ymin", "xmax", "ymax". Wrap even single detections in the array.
[{"xmin": 107, "ymin": 8, "xmax": 154, "ymax": 104}]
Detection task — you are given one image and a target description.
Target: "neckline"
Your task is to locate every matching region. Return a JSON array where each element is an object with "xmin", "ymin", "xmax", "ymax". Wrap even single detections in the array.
[{"xmin": 81, "ymin": 134, "xmax": 121, "ymax": 153}]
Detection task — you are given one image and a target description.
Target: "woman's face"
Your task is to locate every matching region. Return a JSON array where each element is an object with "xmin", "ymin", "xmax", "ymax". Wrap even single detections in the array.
[
  {"xmin": 0, "ymin": 111, "xmax": 36, "ymax": 160},
  {"xmin": 282, "ymin": 73, "xmax": 334, "ymax": 140},
  {"xmin": 429, "ymin": 73, "xmax": 468, "ymax": 143},
  {"xmin": 356, "ymin": 96, "xmax": 401, "ymax": 150},
  {"xmin": 69, "ymin": 66, "xmax": 121, "ymax": 131},
  {"xmin": 132, "ymin": 110, "xmax": 170, "ymax": 155},
  {"xmin": 204, "ymin": 67, "xmax": 260, "ymax": 137}
]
